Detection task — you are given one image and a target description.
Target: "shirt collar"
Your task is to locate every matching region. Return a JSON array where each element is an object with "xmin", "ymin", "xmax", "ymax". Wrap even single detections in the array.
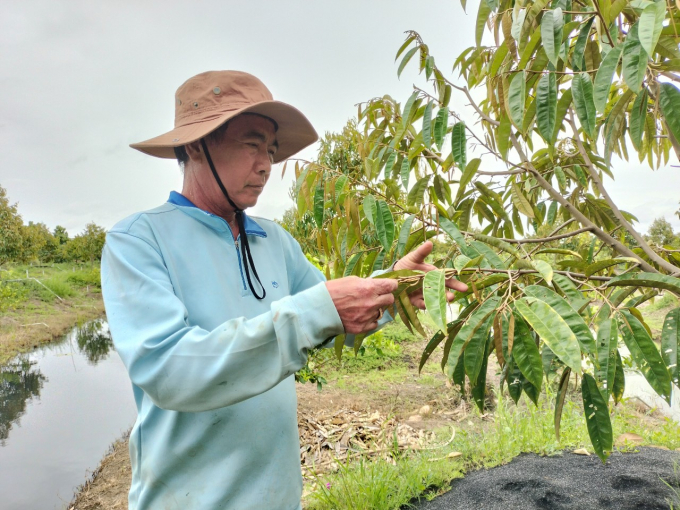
[{"xmin": 167, "ymin": 191, "xmax": 267, "ymax": 238}]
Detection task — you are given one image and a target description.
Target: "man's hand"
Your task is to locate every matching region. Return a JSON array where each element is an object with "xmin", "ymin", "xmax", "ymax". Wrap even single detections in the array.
[
  {"xmin": 325, "ymin": 277, "xmax": 398, "ymax": 334},
  {"xmin": 394, "ymin": 241, "xmax": 468, "ymax": 309}
]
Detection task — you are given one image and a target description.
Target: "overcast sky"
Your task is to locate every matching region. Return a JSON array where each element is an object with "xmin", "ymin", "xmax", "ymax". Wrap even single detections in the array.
[{"xmin": 1, "ymin": 0, "xmax": 679, "ymax": 237}]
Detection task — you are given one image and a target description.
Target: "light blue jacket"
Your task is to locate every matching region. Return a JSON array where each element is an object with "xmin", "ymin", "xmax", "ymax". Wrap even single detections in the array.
[{"xmin": 101, "ymin": 192, "xmax": 389, "ymax": 510}]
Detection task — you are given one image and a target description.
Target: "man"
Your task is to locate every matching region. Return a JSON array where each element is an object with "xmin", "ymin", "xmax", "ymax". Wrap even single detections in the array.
[{"xmin": 101, "ymin": 70, "xmax": 466, "ymax": 509}]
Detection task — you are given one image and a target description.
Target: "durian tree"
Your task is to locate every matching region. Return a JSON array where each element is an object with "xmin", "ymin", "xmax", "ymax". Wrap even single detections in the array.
[{"xmin": 289, "ymin": 0, "xmax": 680, "ymax": 462}]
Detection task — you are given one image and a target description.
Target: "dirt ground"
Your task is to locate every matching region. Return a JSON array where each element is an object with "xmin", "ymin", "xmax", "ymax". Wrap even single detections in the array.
[{"xmin": 0, "ymin": 294, "xmax": 105, "ymax": 364}]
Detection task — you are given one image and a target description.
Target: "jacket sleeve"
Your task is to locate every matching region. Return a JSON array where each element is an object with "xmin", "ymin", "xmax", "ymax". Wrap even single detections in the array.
[
  {"xmin": 280, "ymin": 230, "xmax": 393, "ymax": 347},
  {"xmin": 101, "ymin": 230, "xmax": 345, "ymax": 413}
]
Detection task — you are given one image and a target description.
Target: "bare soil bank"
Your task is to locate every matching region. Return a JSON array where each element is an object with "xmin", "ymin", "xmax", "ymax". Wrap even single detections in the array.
[{"xmin": 0, "ymin": 294, "xmax": 105, "ymax": 365}]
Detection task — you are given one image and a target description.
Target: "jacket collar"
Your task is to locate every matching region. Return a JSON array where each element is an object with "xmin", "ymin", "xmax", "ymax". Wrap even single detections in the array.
[{"xmin": 167, "ymin": 191, "xmax": 267, "ymax": 238}]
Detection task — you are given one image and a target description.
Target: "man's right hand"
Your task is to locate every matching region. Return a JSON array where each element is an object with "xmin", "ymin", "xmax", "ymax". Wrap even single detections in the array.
[{"xmin": 325, "ymin": 277, "xmax": 398, "ymax": 334}]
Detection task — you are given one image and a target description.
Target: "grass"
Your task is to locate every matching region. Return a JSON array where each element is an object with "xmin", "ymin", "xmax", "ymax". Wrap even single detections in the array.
[
  {"xmin": 304, "ymin": 389, "xmax": 680, "ymax": 510},
  {"xmin": 0, "ymin": 262, "xmax": 104, "ymax": 364}
]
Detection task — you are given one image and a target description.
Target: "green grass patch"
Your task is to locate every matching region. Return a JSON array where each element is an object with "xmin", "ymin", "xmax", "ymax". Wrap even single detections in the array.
[
  {"xmin": 304, "ymin": 390, "xmax": 680, "ymax": 510},
  {"xmin": 306, "ymin": 452, "xmax": 463, "ymax": 510}
]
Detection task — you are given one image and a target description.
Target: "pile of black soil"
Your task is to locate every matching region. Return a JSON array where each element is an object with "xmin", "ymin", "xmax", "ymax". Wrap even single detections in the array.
[{"xmin": 413, "ymin": 447, "xmax": 680, "ymax": 510}]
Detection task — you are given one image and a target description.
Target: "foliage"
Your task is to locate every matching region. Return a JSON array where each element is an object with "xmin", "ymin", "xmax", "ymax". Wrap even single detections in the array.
[
  {"xmin": 0, "ymin": 185, "xmax": 25, "ymax": 265},
  {"xmin": 646, "ymin": 217, "xmax": 680, "ymax": 248},
  {"xmin": 288, "ymin": 1, "xmax": 680, "ymax": 462},
  {"xmin": 0, "ymin": 186, "xmax": 107, "ymax": 265}
]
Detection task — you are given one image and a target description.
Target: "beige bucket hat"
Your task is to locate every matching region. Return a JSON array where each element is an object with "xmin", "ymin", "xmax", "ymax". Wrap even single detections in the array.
[{"xmin": 130, "ymin": 70, "xmax": 318, "ymax": 163}]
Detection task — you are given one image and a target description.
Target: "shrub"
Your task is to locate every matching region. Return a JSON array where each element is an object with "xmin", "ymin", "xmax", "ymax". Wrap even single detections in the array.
[{"xmin": 67, "ymin": 267, "xmax": 101, "ymax": 288}]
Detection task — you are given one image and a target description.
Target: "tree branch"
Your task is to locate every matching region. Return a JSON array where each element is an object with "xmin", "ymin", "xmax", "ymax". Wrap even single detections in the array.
[
  {"xmin": 568, "ymin": 114, "xmax": 680, "ymax": 274},
  {"xmin": 507, "ymin": 131, "xmax": 658, "ymax": 272},
  {"xmin": 497, "ymin": 227, "xmax": 593, "ymax": 244}
]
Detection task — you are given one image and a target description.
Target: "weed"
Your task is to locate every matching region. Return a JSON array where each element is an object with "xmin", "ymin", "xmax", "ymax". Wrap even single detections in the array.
[
  {"xmin": 40, "ymin": 274, "xmax": 76, "ymax": 299},
  {"xmin": 305, "ymin": 452, "xmax": 462, "ymax": 510}
]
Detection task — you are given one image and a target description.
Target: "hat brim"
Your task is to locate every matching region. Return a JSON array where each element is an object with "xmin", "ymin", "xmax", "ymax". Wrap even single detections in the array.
[{"xmin": 129, "ymin": 100, "xmax": 318, "ymax": 163}]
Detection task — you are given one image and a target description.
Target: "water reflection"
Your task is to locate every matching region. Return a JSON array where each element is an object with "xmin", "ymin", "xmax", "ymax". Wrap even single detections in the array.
[
  {"xmin": 75, "ymin": 319, "xmax": 114, "ymax": 364},
  {"xmin": 0, "ymin": 319, "xmax": 115, "ymax": 446},
  {"xmin": 0, "ymin": 359, "xmax": 45, "ymax": 445}
]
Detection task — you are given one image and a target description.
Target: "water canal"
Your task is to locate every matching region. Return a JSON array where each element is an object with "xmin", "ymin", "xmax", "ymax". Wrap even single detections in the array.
[{"xmin": 0, "ymin": 319, "xmax": 136, "ymax": 510}]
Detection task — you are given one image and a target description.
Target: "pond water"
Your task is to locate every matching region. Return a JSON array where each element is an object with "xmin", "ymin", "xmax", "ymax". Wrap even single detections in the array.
[{"xmin": 0, "ymin": 319, "xmax": 136, "ymax": 510}]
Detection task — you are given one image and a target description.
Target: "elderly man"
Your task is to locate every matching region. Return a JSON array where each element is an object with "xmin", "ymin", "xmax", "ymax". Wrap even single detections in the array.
[{"xmin": 101, "ymin": 70, "xmax": 466, "ymax": 510}]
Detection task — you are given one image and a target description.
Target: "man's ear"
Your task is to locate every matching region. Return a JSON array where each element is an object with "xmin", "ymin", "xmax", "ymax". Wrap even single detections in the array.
[{"xmin": 185, "ymin": 141, "xmax": 203, "ymax": 162}]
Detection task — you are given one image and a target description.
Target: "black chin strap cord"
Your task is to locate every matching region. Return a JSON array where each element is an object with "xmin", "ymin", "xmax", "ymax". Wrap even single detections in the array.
[{"xmin": 200, "ymin": 138, "xmax": 266, "ymax": 300}]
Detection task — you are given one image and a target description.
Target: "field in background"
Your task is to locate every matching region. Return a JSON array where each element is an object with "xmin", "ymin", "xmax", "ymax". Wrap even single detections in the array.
[{"xmin": 0, "ymin": 263, "xmax": 104, "ymax": 364}]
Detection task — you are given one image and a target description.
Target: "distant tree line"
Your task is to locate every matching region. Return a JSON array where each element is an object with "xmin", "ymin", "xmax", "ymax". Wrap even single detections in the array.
[{"xmin": 0, "ymin": 185, "xmax": 106, "ymax": 265}]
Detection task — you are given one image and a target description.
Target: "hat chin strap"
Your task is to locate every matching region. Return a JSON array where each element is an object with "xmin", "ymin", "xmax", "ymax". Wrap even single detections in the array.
[{"xmin": 200, "ymin": 138, "xmax": 266, "ymax": 300}]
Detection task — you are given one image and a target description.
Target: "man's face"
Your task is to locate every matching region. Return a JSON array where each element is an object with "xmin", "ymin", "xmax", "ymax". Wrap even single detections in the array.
[{"xmin": 204, "ymin": 114, "xmax": 277, "ymax": 210}]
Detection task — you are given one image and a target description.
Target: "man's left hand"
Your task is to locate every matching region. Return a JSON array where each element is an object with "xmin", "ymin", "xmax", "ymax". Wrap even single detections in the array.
[{"xmin": 393, "ymin": 241, "xmax": 468, "ymax": 310}]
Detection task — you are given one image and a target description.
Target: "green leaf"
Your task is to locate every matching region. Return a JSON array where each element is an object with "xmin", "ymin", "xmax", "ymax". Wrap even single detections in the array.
[
  {"xmin": 536, "ymin": 248, "xmax": 582, "ymax": 259},
  {"xmin": 465, "ymin": 314, "xmax": 494, "ymax": 387},
  {"xmin": 343, "ymin": 252, "xmax": 364, "ymax": 277},
  {"xmin": 554, "ymin": 166, "xmax": 567, "ymax": 191},
  {"xmin": 596, "ymin": 316, "xmax": 618, "ymax": 402},
  {"xmin": 447, "ymin": 296, "xmax": 502, "ymax": 370},
  {"xmin": 554, "ymin": 367, "xmax": 571, "ymax": 441},
  {"xmin": 638, "ymin": 0, "xmax": 666, "ymax": 58},
  {"xmin": 581, "ymin": 373, "xmax": 613, "ymax": 463},
  {"xmin": 661, "ymin": 307, "xmax": 680, "ymax": 387},
  {"xmin": 511, "ymin": 312, "xmax": 543, "ymax": 390},
  {"xmin": 439, "ymin": 216, "xmax": 473, "ymax": 257},
  {"xmin": 424, "ymin": 270, "xmax": 448, "ymax": 333},
  {"xmin": 476, "ymin": 0, "xmax": 492, "ymax": 47},
  {"xmin": 606, "ymin": 272, "xmax": 680, "ymax": 294},
  {"xmin": 515, "ymin": 297, "xmax": 582, "ymax": 374},
  {"xmin": 584, "ymin": 257, "xmax": 639, "ymax": 278},
  {"xmin": 420, "ymin": 328, "xmax": 446, "ymax": 373},
  {"xmin": 433, "ymin": 107, "xmax": 449, "ymax": 150},
  {"xmin": 400, "ymin": 158, "xmax": 411, "ymax": 189},
  {"xmin": 398, "ymin": 291, "xmax": 427, "ymax": 337},
  {"xmin": 536, "ymin": 72, "xmax": 557, "ymax": 143},
  {"xmin": 546, "ymin": 201, "xmax": 558, "ymax": 225},
  {"xmin": 396, "ymin": 215, "xmax": 415, "ymax": 258},
  {"xmin": 511, "ymin": 182, "xmax": 535, "ymax": 218},
  {"xmin": 455, "ymin": 158, "xmax": 481, "ymax": 205},
  {"xmin": 402, "ymin": 91, "xmax": 419, "ymax": 128},
  {"xmin": 659, "ymin": 83, "xmax": 680, "ymax": 147},
  {"xmin": 451, "ymin": 122, "xmax": 467, "ymax": 170},
  {"xmin": 630, "ymin": 88, "xmax": 648, "ymax": 151},
  {"xmin": 422, "ymin": 101, "xmax": 433, "ymax": 147},
  {"xmin": 397, "ymin": 47, "xmax": 418, "ymax": 78},
  {"xmin": 508, "ymin": 71, "xmax": 526, "ymax": 129},
  {"xmin": 573, "ymin": 164, "xmax": 588, "ymax": 187},
  {"xmin": 572, "ymin": 72, "xmax": 597, "ymax": 139},
  {"xmin": 572, "ymin": 16, "xmax": 595, "ymax": 71},
  {"xmin": 612, "ymin": 350, "xmax": 625, "ymax": 404},
  {"xmin": 532, "ymin": 260, "xmax": 554, "ymax": 285},
  {"xmin": 541, "ymin": 7, "xmax": 564, "ymax": 67},
  {"xmin": 313, "ymin": 184, "xmax": 325, "ymax": 228},
  {"xmin": 551, "ymin": 88, "xmax": 572, "ymax": 144},
  {"xmin": 618, "ymin": 309, "xmax": 673, "ymax": 404},
  {"xmin": 433, "ymin": 175, "xmax": 452, "ymax": 204},
  {"xmin": 593, "ymin": 45, "xmax": 622, "ymax": 113},
  {"xmin": 471, "ymin": 337, "xmax": 491, "ymax": 411},
  {"xmin": 407, "ymin": 175, "xmax": 430, "ymax": 206},
  {"xmin": 497, "ymin": 114, "xmax": 512, "ymax": 160},
  {"xmin": 524, "ymin": 285, "xmax": 597, "ymax": 357},
  {"xmin": 362, "ymin": 195, "xmax": 377, "ymax": 225},
  {"xmin": 622, "ymin": 24, "xmax": 648, "ymax": 92},
  {"xmin": 506, "ymin": 356, "xmax": 524, "ymax": 403},
  {"xmin": 374, "ymin": 199, "xmax": 395, "ymax": 251},
  {"xmin": 334, "ymin": 334, "xmax": 345, "ymax": 361}
]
